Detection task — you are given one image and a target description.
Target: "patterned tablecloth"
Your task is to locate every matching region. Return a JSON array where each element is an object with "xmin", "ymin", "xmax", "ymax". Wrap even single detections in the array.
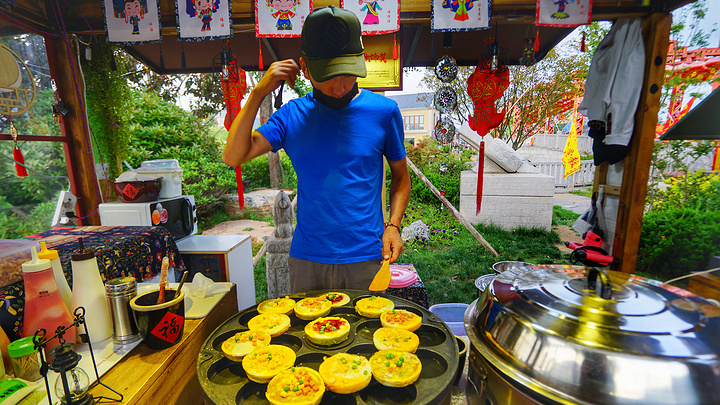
[{"xmin": 0, "ymin": 226, "xmax": 184, "ymax": 340}]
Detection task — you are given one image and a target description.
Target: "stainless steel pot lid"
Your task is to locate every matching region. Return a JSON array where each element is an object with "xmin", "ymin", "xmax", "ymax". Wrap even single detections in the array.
[
  {"xmin": 474, "ymin": 274, "xmax": 495, "ymax": 293},
  {"xmin": 465, "ymin": 265, "xmax": 720, "ymax": 405}
]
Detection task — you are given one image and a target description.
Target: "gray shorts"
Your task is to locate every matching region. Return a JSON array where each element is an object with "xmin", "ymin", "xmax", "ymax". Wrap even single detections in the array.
[{"xmin": 288, "ymin": 257, "xmax": 383, "ymax": 293}]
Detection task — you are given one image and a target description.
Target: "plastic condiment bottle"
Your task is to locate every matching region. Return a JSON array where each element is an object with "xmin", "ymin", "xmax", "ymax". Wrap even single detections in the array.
[
  {"xmin": 21, "ymin": 246, "xmax": 76, "ymax": 355},
  {"xmin": 37, "ymin": 241, "xmax": 72, "ymax": 311},
  {"xmin": 70, "ymin": 237, "xmax": 112, "ymax": 343}
]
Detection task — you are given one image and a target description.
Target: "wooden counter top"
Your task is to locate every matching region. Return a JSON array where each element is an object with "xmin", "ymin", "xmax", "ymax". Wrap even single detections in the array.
[{"xmin": 88, "ymin": 284, "xmax": 238, "ymax": 404}]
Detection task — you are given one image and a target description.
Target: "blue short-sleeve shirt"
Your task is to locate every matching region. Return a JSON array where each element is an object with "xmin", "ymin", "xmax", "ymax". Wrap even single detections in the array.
[{"xmin": 257, "ymin": 90, "xmax": 406, "ymax": 264}]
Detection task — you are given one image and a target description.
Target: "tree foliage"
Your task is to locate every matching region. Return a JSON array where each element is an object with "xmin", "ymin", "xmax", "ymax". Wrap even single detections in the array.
[{"xmin": 122, "ymin": 91, "xmax": 237, "ymax": 215}]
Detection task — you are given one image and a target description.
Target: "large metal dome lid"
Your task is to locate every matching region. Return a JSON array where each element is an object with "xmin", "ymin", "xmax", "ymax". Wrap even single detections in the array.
[{"xmin": 466, "ymin": 265, "xmax": 720, "ymax": 405}]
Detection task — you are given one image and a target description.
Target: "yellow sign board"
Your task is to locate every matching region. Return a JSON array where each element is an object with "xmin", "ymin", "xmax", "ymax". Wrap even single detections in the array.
[{"xmin": 358, "ymin": 34, "xmax": 402, "ymax": 91}]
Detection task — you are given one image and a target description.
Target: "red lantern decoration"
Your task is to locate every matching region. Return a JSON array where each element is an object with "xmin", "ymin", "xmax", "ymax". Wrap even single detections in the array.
[
  {"xmin": 221, "ymin": 53, "xmax": 247, "ymax": 211},
  {"xmin": 467, "ymin": 62, "xmax": 509, "ymax": 214}
]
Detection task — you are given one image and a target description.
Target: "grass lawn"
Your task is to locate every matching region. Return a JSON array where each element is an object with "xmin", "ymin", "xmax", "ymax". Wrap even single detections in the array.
[{"xmin": 252, "ymin": 202, "xmax": 578, "ymax": 306}]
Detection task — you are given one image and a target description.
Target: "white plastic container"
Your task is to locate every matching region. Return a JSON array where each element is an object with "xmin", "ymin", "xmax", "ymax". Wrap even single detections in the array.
[
  {"xmin": 71, "ymin": 237, "xmax": 112, "ymax": 343},
  {"xmin": 135, "ymin": 159, "xmax": 183, "ymax": 199}
]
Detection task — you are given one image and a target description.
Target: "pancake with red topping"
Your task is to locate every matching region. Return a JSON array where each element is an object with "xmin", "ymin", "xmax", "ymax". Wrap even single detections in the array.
[
  {"xmin": 322, "ymin": 292, "xmax": 350, "ymax": 308},
  {"xmin": 304, "ymin": 316, "xmax": 350, "ymax": 346}
]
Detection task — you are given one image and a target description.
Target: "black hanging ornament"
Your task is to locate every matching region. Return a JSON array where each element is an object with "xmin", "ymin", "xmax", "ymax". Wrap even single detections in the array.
[
  {"xmin": 181, "ymin": 45, "xmax": 187, "ymax": 69},
  {"xmin": 433, "ymin": 116, "xmax": 456, "ymax": 145},
  {"xmin": 159, "ymin": 47, "xmax": 165, "ymax": 72},
  {"xmin": 434, "ymin": 86, "xmax": 457, "ymax": 114},
  {"xmin": 435, "ymin": 55, "xmax": 458, "ymax": 83}
]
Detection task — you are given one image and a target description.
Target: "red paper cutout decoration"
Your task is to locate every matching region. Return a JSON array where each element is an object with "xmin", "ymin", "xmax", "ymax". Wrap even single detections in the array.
[{"xmin": 467, "ymin": 61, "xmax": 509, "ymax": 214}]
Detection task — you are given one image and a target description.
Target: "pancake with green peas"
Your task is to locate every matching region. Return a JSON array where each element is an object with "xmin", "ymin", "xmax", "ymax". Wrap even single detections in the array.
[{"xmin": 369, "ymin": 349, "xmax": 422, "ymax": 387}]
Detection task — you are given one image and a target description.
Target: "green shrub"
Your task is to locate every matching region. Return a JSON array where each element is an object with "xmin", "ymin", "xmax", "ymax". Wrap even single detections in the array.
[
  {"xmin": 405, "ymin": 141, "xmax": 471, "ymax": 208},
  {"xmin": 241, "ymin": 152, "xmax": 297, "ymax": 191},
  {"xmin": 636, "ymin": 207, "xmax": 720, "ymax": 281},
  {"xmin": 648, "ymin": 172, "xmax": 720, "ymax": 213}
]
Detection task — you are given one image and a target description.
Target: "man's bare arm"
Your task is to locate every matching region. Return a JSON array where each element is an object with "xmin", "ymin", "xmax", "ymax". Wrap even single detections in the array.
[
  {"xmin": 382, "ymin": 157, "xmax": 411, "ymax": 262},
  {"xmin": 223, "ymin": 59, "xmax": 300, "ymax": 167}
]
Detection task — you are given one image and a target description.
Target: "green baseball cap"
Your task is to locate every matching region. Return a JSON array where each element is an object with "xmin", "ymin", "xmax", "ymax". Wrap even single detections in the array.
[{"xmin": 301, "ymin": 5, "xmax": 367, "ymax": 82}]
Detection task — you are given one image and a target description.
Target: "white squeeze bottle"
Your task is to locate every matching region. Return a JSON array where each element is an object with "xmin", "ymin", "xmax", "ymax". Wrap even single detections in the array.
[
  {"xmin": 37, "ymin": 241, "xmax": 73, "ymax": 311},
  {"xmin": 70, "ymin": 237, "xmax": 112, "ymax": 343}
]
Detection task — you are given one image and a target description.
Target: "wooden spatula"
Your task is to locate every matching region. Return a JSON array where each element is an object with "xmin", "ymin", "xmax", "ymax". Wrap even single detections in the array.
[{"xmin": 368, "ymin": 258, "xmax": 391, "ymax": 291}]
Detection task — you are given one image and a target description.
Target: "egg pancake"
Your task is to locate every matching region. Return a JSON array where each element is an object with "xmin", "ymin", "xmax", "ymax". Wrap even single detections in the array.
[
  {"xmin": 355, "ymin": 296, "xmax": 394, "ymax": 318},
  {"xmin": 318, "ymin": 353, "xmax": 372, "ymax": 394}
]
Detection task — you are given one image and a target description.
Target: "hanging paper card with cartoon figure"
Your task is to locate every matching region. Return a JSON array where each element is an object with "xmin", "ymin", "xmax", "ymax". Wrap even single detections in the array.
[
  {"xmin": 340, "ymin": 0, "xmax": 399, "ymax": 35},
  {"xmin": 255, "ymin": 0, "xmax": 313, "ymax": 38},
  {"xmin": 176, "ymin": 0, "xmax": 233, "ymax": 41},
  {"xmin": 536, "ymin": 0, "xmax": 592, "ymax": 27},
  {"xmin": 103, "ymin": 0, "xmax": 162, "ymax": 44},
  {"xmin": 431, "ymin": 0, "xmax": 490, "ymax": 32}
]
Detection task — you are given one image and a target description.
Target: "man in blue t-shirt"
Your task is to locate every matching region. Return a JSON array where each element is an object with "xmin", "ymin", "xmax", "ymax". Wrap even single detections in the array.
[{"xmin": 223, "ymin": 6, "xmax": 410, "ymax": 293}]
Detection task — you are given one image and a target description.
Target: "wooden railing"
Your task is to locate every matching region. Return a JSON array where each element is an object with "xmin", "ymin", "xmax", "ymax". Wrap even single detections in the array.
[{"xmin": 530, "ymin": 160, "xmax": 595, "ymax": 190}]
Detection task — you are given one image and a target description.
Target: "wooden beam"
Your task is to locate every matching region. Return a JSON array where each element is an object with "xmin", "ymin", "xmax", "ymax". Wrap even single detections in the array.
[
  {"xmin": 611, "ymin": 13, "xmax": 671, "ymax": 273},
  {"xmin": 406, "ymin": 157, "xmax": 498, "ymax": 257},
  {"xmin": 45, "ymin": 35, "xmax": 102, "ymax": 226}
]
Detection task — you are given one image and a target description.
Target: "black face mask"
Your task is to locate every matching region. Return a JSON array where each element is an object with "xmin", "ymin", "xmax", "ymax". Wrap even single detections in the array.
[{"xmin": 312, "ymin": 83, "xmax": 359, "ymax": 109}]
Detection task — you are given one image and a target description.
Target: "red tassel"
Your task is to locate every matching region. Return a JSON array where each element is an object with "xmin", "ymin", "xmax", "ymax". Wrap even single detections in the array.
[
  {"xmin": 534, "ymin": 28, "xmax": 540, "ymax": 53},
  {"xmin": 14, "ymin": 147, "xmax": 28, "ymax": 177},
  {"xmin": 393, "ymin": 35, "xmax": 398, "ymax": 60},
  {"xmin": 580, "ymin": 33, "xmax": 586, "ymax": 52},
  {"xmin": 235, "ymin": 166, "xmax": 245, "ymax": 211},
  {"xmin": 476, "ymin": 138, "xmax": 484, "ymax": 215},
  {"xmin": 258, "ymin": 39, "xmax": 264, "ymax": 70}
]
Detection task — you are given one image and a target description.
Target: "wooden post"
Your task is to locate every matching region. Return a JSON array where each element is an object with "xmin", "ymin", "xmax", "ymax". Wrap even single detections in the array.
[
  {"xmin": 611, "ymin": 13, "xmax": 672, "ymax": 273},
  {"xmin": 45, "ymin": 35, "xmax": 102, "ymax": 225}
]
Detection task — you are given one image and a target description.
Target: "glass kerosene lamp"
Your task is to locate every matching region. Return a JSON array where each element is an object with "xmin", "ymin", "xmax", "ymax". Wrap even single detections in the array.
[
  {"xmin": 48, "ymin": 343, "xmax": 92, "ymax": 405},
  {"xmin": 35, "ymin": 307, "xmax": 122, "ymax": 405}
]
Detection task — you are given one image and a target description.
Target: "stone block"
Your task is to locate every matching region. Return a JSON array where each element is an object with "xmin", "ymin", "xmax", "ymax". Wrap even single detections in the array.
[
  {"xmin": 460, "ymin": 170, "xmax": 554, "ymax": 231},
  {"xmin": 224, "ymin": 189, "xmax": 295, "ymax": 217}
]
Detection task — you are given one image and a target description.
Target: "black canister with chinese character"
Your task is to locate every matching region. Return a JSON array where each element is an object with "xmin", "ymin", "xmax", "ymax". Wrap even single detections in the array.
[{"xmin": 129, "ymin": 288, "xmax": 185, "ymax": 350}]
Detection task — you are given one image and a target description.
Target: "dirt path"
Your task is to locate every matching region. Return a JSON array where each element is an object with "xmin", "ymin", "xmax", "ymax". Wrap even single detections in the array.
[
  {"xmin": 554, "ymin": 224, "xmax": 583, "ymax": 255},
  {"xmin": 202, "ymin": 219, "xmax": 274, "ymax": 245}
]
